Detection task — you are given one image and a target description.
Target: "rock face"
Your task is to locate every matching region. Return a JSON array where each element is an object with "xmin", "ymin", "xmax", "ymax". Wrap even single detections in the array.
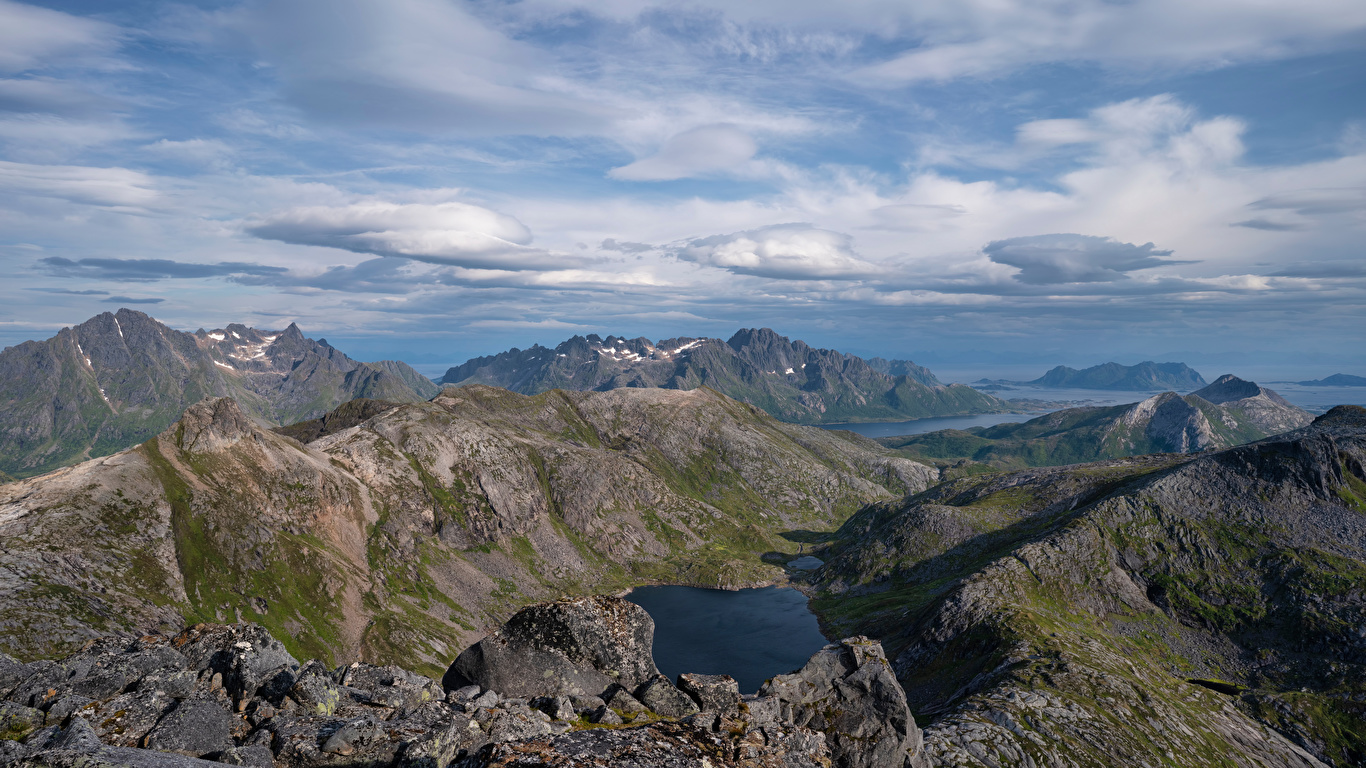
[
  {"xmin": 443, "ymin": 597, "xmax": 659, "ymax": 698},
  {"xmin": 815, "ymin": 406, "xmax": 1366, "ymax": 766},
  {"xmin": 439, "ymin": 327, "xmax": 1009, "ymax": 425},
  {"xmin": 1191, "ymin": 374, "xmax": 1314, "ymax": 435},
  {"xmin": 759, "ymin": 637, "xmax": 924, "ymax": 768},
  {"xmin": 0, "ymin": 385, "xmax": 932, "ymax": 669},
  {"xmin": 882, "ymin": 379, "xmax": 1314, "ymax": 470},
  {"xmin": 0, "ymin": 309, "xmax": 432, "ymax": 479}
]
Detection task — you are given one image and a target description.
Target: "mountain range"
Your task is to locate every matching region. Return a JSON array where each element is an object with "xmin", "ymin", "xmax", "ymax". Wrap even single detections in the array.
[
  {"xmin": 0, "ymin": 385, "xmax": 931, "ymax": 674},
  {"xmin": 977, "ymin": 360, "xmax": 1207, "ymax": 390},
  {"xmin": 882, "ymin": 374, "xmax": 1313, "ymax": 470},
  {"xmin": 812, "ymin": 405, "xmax": 1366, "ymax": 765},
  {"xmin": 440, "ymin": 327, "xmax": 1009, "ymax": 424},
  {"xmin": 0, "ymin": 309, "xmax": 435, "ymax": 479}
]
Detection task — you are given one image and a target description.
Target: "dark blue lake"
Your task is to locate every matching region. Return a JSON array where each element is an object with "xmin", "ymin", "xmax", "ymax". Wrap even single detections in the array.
[{"xmin": 624, "ymin": 585, "xmax": 829, "ymax": 694}]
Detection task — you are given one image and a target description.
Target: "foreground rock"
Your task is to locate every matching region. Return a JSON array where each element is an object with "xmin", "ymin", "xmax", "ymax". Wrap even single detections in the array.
[{"xmin": 443, "ymin": 597, "xmax": 659, "ymax": 698}]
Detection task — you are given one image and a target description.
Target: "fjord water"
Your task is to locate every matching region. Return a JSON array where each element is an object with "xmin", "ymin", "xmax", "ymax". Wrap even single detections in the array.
[{"xmin": 625, "ymin": 585, "xmax": 828, "ymax": 694}]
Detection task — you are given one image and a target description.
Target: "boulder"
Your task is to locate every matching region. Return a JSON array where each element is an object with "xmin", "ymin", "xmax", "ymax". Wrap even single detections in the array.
[
  {"xmin": 87, "ymin": 691, "xmax": 177, "ymax": 748},
  {"xmin": 141, "ymin": 699, "xmax": 234, "ymax": 757},
  {"xmin": 443, "ymin": 596, "xmax": 658, "ymax": 699},
  {"xmin": 603, "ymin": 686, "xmax": 648, "ymax": 716},
  {"xmin": 635, "ymin": 675, "xmax": 698, "ymax": 718},
  {"xmin": 677, "ymin": 673, "xmax": 740, "ymax": 716},
  {"xmin": 172, "ymin": 624, "xmax": 298, "ymax": 706},
  {"xmin": 759, "ymin": 636, "xmax": 925, "ymax": 768},
  {"xmin": 287, "ymin": 662, "xmax": 342, "ymax": 716},
  {"xmin": 0, "ymin": 701, "xmax": 45, "ymax": 742}
]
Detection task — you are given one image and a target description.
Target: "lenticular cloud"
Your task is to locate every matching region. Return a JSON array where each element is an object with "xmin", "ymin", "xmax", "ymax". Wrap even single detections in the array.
[{"xmin": 247, "ymin": 201, "xmax": 565, "ymax": 271}]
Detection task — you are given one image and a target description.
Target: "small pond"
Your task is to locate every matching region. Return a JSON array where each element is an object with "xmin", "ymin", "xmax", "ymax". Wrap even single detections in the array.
[{"xmin": 624, "ymin": 585, "xmax": 829, "ymax": 694}]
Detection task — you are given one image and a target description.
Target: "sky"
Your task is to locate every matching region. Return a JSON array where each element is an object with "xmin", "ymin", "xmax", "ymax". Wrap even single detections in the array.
[{"xmin": 0, "ymin": 0, "xmax": 1363, "ymax": 377}]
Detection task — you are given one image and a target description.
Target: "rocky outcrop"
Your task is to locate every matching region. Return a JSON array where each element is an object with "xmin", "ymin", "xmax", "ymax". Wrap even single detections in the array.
[
  {"xmin": 1191, "ymin": 374, "xmax": 1314, "ymax": 435},
  {"xmin": 758, "ymin": 637, "xmax": 925, "ymax": 768},
  {"xmin": 443, "ymin": 597, "xmax": 659, "ymax": 698},
  {"xmin": 439, "ymin": 328, "xmax": 1009, "ymax": 425}
]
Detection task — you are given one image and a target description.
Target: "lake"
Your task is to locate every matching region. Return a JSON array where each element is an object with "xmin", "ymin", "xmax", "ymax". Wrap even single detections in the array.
[{"xmin": 624, "ymin": 585, "xmax": 829, "ymax": 694}]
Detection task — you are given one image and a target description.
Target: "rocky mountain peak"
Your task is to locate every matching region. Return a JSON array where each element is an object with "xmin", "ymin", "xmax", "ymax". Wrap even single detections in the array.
[
  {"xmin": 1193, "ymin": 373, "xmax": 1264, "ymax": 404},
  {"xmin": 174, "ymin": 396, "xmax": 256, "ymax": 453}
]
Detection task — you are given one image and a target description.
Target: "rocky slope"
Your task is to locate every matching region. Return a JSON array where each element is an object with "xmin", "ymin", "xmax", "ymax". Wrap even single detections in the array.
[
  {"xmin": 440, "ymin": 328, "xmax": 1008, "ymax": 425},
  {"xmin": 0, "ymin": 598, "xmax": 924, "ymax": 768},
  {"xmin": 811, "ymin": 405, "xmax": 1366, "ymax": 766},
  {"xmin": 0, "ymin": 385, "xmax": 932, "ymax": 675},
  {"xmin": 0, "ymin": 310, "xmax": 433, "ymax": 479},
  {"xmin": 883, "ymin": 376, "xmax": 1313, "ymax": 470}
]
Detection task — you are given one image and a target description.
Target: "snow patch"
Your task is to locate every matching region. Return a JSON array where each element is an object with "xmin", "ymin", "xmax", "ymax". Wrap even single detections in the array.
[
  {"xmin": 231, "ymin": 331, "xmax": 241, "ymax": 339},
  {"xmin": 785, "ymin": 368, "xmax": 794, "ymax": 375},
  {"xmin": 213, "ymin": 360, "xmax": 233, "ymax": 369},
  {"xmin": 114, "ymin": 318, "xmax": 123, "ymax": 339},
  {"xmin": 207, "ymin": 332, "xmax": 225, "ymax": 341}
]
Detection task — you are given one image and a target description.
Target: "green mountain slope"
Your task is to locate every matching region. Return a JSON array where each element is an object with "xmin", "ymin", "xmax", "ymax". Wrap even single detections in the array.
[
  {"xmin": 881, "ymin": 378, "xmax": 1313, "ymax": 470},
  {"xmin": 0, "ymin": 309, "xmax": 430, "ymax": 479},
  {"xmin": 440, "ymin": 327, "xmax": 1007, "ymax": 424},
  {"xmin": 0, "ymin": 385, "xmax": 933, "ymax": 674},
  {"xmin": 810, "ymin": 406, "xmax": 1366, "ymax": 767}
]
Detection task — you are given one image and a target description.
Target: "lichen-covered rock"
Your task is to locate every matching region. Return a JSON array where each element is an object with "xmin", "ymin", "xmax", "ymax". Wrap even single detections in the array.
[
  {"xmin": 602, "ymin": 687, "xmax": 648, "ymax": 717},
  {"xmin": 677, "ymin": 673, "xmax": 740, "ymax": 716},
  {"xmin": 172, "ymin": 624, "xmax": 298, "ymax": 707},
  {"xmin": 443, "ymin": 596, "xmax": 660, "ymax": 699},
  {"xmin": 635, "ymin": 675, "xmax": 699, "ymax": 719},
  {"xmin": 760, "ymin": 637, "xmax": 923, "ymax": 768},
  {"xmin": 85, "ymin": 691, "xmax": 177, "ymax": 748},
  {"xmin": 141, "ymin": 699, "xmax": 234, "ymax": 757},
  {"xmin": 287, "ymin": 662, "xmax": 342, "ymax": 716},
  {"xmin": 458, "ymin": 718, "xmax": 831, "ymax": 768}
]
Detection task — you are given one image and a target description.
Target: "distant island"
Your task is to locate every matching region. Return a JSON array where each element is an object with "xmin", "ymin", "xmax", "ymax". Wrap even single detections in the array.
[
  {"xmin": 1295, "ymin": 373, "xmax": 1366, "ymax": 387},
  {"xmin": 976, "ymin": 360, "xmax": 1206, "ymax": 391}
]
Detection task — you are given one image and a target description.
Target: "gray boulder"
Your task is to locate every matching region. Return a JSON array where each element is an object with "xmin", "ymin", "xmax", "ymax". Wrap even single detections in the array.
[
  {"xmin": 86, "ymin": 691, "xmax": 176, "ymax": 748},
  {"xmin": 141, "ymin": 699, "xmax": 234, "ymax": 757},
  {"xmin": 759, "ymin": 636, "xmax": 925, "ymax": 768},
  {"xmin": 214, "ymin": 745, "xmax": 274, "ymax": 768},
  {"xmin": 677, "ymin": 673, "xmax": 740, "ymax": 716},
  {"xmin": 635, "ymin": 675, "xmax": 698, "ymax": 719},
  {"xmin": 0, "ymin": 701, "xmax": 46, "ymax": 742},
  {"xmin": 603, "ymin": 686, "xmax": 648, "ymax": 716},
  {"xmin": 172, "ymin": 624, "xmax": 298, "ymax": 706},
  {"xmin": 443, "ymin": 596, "xmax": 659, "ymax": 698},
  {"xmin": 287, "ymin": 662, "xmax": 342, "ymax": 716}
]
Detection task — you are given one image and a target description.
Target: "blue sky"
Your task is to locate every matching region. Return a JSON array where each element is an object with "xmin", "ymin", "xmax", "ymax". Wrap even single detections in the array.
[{"xmin": 0, "ymin": 0, "xmax": 1363, "ymax": 376}]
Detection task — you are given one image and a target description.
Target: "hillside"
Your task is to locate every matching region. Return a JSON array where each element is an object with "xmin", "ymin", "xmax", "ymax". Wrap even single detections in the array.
[
  {"xmin": 440, "ymin": 327, "xmax": 1007, "ymax": 424},
  {"xmin": 811, "ymin": 406, "xmax": 1366, "ymax": 766},
  {"xmin": 0, "ymin": 309, "xmax": 431, "ymax": 479},
  {"xmin": 980, "ymin": 360, "xmax": 1207, "ymax": 390},
  {"xmin": 881, "ymin": 376, "xmax": 1313, "ymax": 470},
  {"xmin": 0, "ymin": 385, "xmax": 932, "ymax": 675}
]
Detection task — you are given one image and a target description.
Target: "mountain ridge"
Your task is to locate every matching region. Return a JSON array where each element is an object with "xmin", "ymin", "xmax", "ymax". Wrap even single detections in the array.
[
  {"xmin": 882, "ymin": 375, "xmax": 1313, "ymax": 470},
  {"xmin": 440, "ymin": 327, "xmax": 1008, "ymax": 425},
  {"xmin": 0, "ymin": 309, "xmax": 433, "ymax": 479},
  {"xmin": 978, "ymin": 360, "xmax": 1207, "ymax": 390}
]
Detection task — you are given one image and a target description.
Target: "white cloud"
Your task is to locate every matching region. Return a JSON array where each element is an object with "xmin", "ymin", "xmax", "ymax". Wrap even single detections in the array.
[
  {"xmin": 610, "ymin": 124, "xmax": 759, "ymax": 181},
  {"xmin": 246, "ymin": 201, "xmax": 575, "ymax": 271},
  {"xmin": 676, "ymin": 224, "xmax": 880, "ymax": 280},
  {"xmin": 0, "ymin": 0, "xmax": 122, "ymax": 75},
  {"xmin": 0, "ymin": 160, "xmax": 157, "ymax": 209}
]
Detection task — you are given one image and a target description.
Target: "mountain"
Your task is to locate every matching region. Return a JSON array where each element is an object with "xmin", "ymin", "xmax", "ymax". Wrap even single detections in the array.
[
  {"xmin": 0, "ymin": 385, "xmax": 932, "ymax": 674},
  {"xmin": 364, "ymin": 358, "xmax": 441, "ymax": 398},
  {"xmin": 980, "ymin": 360, "xmax": 1207, "ymax": 390},
  {"xmin": 1296, "ymin": 373, "xmax": 1366, "ymax": 386},
  {"xmin": 882, "ymin": 376, "xmax": 1313, "ymax": 470},
  {"xmin": 439, "ymin": 327, "xmax": 1006, "ymax": 424},
  {"xmin": 0, "ymin": 309, "xmax": 432, "ymax": 479},
  {"xmin": 812, "ymin": 405, "xmax": 1366, "ymax": 766}
]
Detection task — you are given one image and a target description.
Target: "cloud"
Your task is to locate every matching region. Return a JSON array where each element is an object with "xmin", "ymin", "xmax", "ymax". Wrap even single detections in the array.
[
  {"xmin": 0, "ymin": 160, "xmax": 156, "ymax": 208},
  {"xmin": 1270, "ymin": 261, "xmax": 1366, "ymax": 279},
  {"xmin": 29, "ymin": 287, "xmax": 108, "ymax": 295},
  {"xmin": 246, "ymin": 201, "xmax": 571, "ymax": 271},
  {"xmin": 103, "ymin": 296, "xmax": 164, "ymax": 305},
  {"xmin": 225, "ymin": 0, "xmax": 609, "ymax": 136},
  {"xmin": 677, "ymin": 224, "xmax": 880, "ymax": 280},
  {"xmin": 1233, "ymin": 218, "xmax": 1308, "ymax": 232},
  {"xmin": 0, "ymin": 0, "xmax": 122, "ymax": 75},
  {"xmin": 600, "ymin": 238, "xmax": 653, "ymax": 253},
  {"xmin": 983, "ymin": 234, "xmax": 1193, "ymax": 285},
  {"xmin": 609, "ymin": 124, "xmax": 758, "ymax": 181},
  {"xmin": 38, "ymin": 257, "xmax": 288, "ymax": 282}
]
